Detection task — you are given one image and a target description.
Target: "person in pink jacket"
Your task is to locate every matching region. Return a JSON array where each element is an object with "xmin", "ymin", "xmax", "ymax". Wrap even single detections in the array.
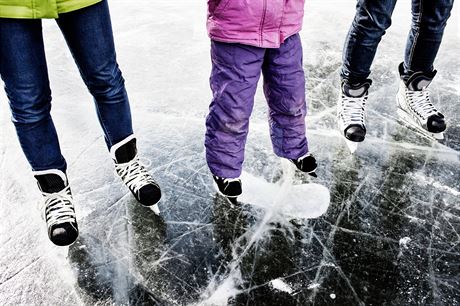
[{"xmin": 205, "ymin": 0, "xmax": 317, "ymax": 202}]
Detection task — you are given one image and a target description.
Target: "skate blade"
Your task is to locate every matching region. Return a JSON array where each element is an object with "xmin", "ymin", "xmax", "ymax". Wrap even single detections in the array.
[
  {"xmin": 150, "ymin": 204, "xmax": 160, "ymax": 215},
  {"xmin": 226, "ymin": 197, "xmax": 238, "ymax": 205},
  {"xmin": 432, "ymin": 132, "xmax": 444, "ymax": 140},
  {"xmin": 338, "ymin": 122, "xmax": 359, "ymax": 153},
  {"xmin": 345, "ymin": 139, "xmax": 359, "ymax": 153},
  {"xmin": 396, "ymin": 108, "xmax": 444, "ymax": 141}
]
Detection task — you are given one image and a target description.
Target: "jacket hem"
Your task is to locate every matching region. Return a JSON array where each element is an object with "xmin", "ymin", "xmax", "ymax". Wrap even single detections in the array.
[
  {"xmin": 0, "ymin": 0, "xmax": 102, "ymax": 19},
  {"xmin": 209, "ymin": 27, "xmax": 302, "ymax": 49},
  {"xmin": 57, "ymin": 0, "xmax": 102, "ymax": 15}
]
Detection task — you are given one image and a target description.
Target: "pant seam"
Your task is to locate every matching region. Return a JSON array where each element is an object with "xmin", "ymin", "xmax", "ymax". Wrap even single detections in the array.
[
  {"xmin": 407, "ymin": 0, "xmax": 423, "ymax": 70},
  {"xmin": 94, "ymin": 104, "xmax": 113, "ymax": 147}
]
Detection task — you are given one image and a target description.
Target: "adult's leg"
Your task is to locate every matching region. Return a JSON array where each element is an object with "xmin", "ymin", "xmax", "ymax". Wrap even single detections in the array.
[
  {"xmin": 56, "ymin": 0, "xmax": 133, "ymax": 148},
  {"xmin": 341, "ymin": 0, "xmax": 397, "ymax": 83},
  {"xmin": 205, "ymin": 41, "xmax": 264, "ymax": 179},
  {"xmin": 0, "ymin": 18, "xmax": 66, "ymax": 171},
  {"xmin": 263, "ymin": 34, "xmax": 308, "ymax": 160},
  {"xmin": 57, "ymin": 1, "xmax": 162, "ymax": 209},
  {"xmin": 403, "ymin": 0, "xmax": 454, "ymax": 74}
]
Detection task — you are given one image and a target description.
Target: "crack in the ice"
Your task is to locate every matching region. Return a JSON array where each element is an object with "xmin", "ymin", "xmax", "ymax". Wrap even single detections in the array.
[{"xmin": 0, "ymin": 256, "xmax": 42, "ymax": 288}]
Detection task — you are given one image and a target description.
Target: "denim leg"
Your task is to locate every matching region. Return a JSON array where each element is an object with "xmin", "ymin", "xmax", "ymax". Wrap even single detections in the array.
[
  {"xmin": 205, "ymin": 41, "xmax": 265, "ymax": 178},
  {"xmin": 341, "ymin": 0, "xmax": 397, "ymax": 82},
  {"xmin": 56, "ymin": 0, "xmax": 133, "ymax": 149},
  {"xmin": 404, "ymin": 0, "xmax": 454, "ymax": 74},
  {"xmin": 0, "ymin": 19, "xmax": 66, "ymax": 171},
  {"xmin": 263, "ymin": 34, "xmax": 308, "ymax": 160}
]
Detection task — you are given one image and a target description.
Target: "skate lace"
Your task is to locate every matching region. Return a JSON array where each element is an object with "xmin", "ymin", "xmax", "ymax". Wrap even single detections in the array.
[
  {"xmin": 339, "ymin": 94, "xmax": 367, "ymax": 127},
  {"xmin": 40, "ymin": 186, "xmax": 76, "ymax": 227},
  {"xmin": 115, "ymin": 155, "xmax": 159, "ymax": 194},
  {"xmin": 406, "ymin": 89, "xmax": 438, "ymax": 120}
]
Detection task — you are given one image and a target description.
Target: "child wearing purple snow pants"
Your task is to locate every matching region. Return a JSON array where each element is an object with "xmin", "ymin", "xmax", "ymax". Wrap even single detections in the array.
[{"xmin": 205, "ymin": 0, "xmax": 317, "ymax": 200}]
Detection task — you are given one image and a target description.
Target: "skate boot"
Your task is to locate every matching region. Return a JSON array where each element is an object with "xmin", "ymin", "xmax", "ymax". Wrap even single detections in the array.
[
  {"xmin": 213, "ymin": 175, "xmax": 242, "ymax": 204},
  {"xmin": 396, "ymin": 63, "xmax": 446, "ymax": 140},
  {"xmin": 34, "ymin": 169, "xmax": 79, "ymax": 246},
  {"xmin": 290, "ymin": 153, "xmax": 318, "ymax": 177},
  {"xmin": 337, "ymin": 79, "xmax": 372, "ymax": 152},
  {"xmin": 111, "ymin": 135, "xmax": 162, "ymax": 214}
]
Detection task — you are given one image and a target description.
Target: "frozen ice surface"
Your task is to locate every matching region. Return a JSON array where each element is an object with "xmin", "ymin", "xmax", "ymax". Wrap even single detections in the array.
[{"xmin": 0, "ymin": 0, "xmax": 459, "ymax": 305}]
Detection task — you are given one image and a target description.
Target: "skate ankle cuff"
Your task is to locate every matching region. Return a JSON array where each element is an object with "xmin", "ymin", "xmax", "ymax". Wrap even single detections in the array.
[{"xmin": 110, "ymin": 134, "xmax": 137, "ymax": 163}]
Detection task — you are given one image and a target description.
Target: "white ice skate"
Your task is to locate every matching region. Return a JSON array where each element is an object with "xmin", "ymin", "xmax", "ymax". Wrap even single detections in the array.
[
  {"xmin": 34, "ymin": 169, "xmax": 79, "ymax": 246},
  {"xmin": 337, "ymin": 80, "xmax": 372, "ymax": 153},
  {"xmin": 111, "ymin": 135, "xmax": 162, "ymax": 215},
  {"xmin": 396, "ymin": 65, "xmax": 446, "ymax": 141}
]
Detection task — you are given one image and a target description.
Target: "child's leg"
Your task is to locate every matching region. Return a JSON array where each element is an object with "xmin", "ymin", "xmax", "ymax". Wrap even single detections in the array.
[
  {"xmin": 56, "ymin": 0, "xmax": 133, "ymax": 149},
  {"xmin": 403, "ymin": 0, "xmax": 454, "ymax": 74},
  {"xmin": 263, "ymin": 34, "xmax": 308, "ymax": 160},
  {"xmin": 0, "ymin": 18, "xmax": 67, "ymax": 171},
  {"xmin": 205, "ymin": 41, "xmax": 265, "ymax": 178},
  {"xmin": 341, "ymin": 0, "xmax": 397, "ymax": 83}
]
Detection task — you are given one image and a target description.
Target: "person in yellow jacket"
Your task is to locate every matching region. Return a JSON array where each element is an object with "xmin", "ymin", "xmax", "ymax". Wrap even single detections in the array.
[{"xmin": 0, "ymin": 0, "xmax": 162, "ymax": 246}]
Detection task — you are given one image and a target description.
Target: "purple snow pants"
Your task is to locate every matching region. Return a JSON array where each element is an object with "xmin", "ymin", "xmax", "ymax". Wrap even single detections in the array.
[{"xmin": 205, "ymin": 34, "xmax": 308, "ymax": 178}]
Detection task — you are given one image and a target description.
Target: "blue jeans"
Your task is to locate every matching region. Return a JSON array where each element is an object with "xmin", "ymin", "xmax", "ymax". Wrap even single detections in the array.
[
  {"xmin": 341, "ymin": 0, "xmax": 454, "ymax": 83},
  {"xmin": 0, "ymin": 0, "xmax": 133, "ymax": 172}
]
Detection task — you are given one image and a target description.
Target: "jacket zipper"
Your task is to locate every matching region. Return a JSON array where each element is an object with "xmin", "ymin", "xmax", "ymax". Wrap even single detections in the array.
[
  {"xmin": 278, "ymin": 0, "xmax": 287, "ymax": 44},
  {"xmin": 259, "ymin": 0, "xmax": 267, "ymax": 46}
]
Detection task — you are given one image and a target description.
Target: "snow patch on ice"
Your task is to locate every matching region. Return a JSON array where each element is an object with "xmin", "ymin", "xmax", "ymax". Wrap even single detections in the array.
[
  {"xmin": 308, "ymin": 283, "xmax": 321, "ymax": 290},
  {"xmin": 198, "ymin": 270, "xmax": 242, "ymax": 306},
  {"xmin": 399, "ymin": 237, "xmax": 412, "ymax": 249},
  {"xmin": 412, "ymin": 173, "xmax": 460, "ymax": 197},
  {"xmin": 239, "ymin": 161, "xmax": 330, "ymax": 219},
  {"xmin": 270, "ymin": 278, "xmax": 293, "ymax": 294}
]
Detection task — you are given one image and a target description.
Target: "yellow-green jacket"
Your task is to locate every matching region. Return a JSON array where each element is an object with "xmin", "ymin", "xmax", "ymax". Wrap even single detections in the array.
[{"xmin": 0, "ymin": 0, "xmax": 102, "ymax": 19}]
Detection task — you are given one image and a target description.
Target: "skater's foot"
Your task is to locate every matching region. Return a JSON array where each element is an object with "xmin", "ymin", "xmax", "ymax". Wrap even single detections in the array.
[
  {"xmin": 397, "ymin": 63, "xmax": 446, "ymax": 134},
  {"xmin": 111, "ymin": 135, "xmax": 162, "ymax": 210},
  {"xmin": 290, "ymin": 153, "xmax": 318, "ymax": 177},
  {"xmin": 213, "ymin": 175, "xmax": 242, "ymax": 199},
  {"xmin": 337, "ymin": 79, "xmax": 372, "ymax": 142},
  {"xmin": 34, "ymin": 170, "xmax": 78, "ymax": 246}
]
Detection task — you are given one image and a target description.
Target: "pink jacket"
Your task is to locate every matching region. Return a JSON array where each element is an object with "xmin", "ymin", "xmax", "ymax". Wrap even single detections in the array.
[{"xmin": 207, "ymin": 0, "xmax": 305, "ymax": 48}]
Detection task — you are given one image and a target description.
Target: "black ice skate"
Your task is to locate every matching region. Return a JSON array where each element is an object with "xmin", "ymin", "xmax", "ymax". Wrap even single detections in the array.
[
  {"xmin": 213, "ymin": 175, "xmax": 242, "ymax": 204},
  {"xmin": 396, "ymin": 63, "xmax": 446, "ymax": 140},
  {"xmin": 337, "ymin": 79, "xmax": 372, "ymax": 153},
  {"xmin": 34, "ymin": 169, "xmax": 79, "ymax": 246},
  {"xmin": 111, "ymin": 135, "xmax": 162, "ymax": 215},
  {"xmin": 290, "ymin": 153, "xmax": 318, "ymax": 177}
]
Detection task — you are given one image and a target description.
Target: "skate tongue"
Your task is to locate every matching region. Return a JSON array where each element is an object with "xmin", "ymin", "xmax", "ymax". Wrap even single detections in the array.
[
  {"xmin": 342, "ymin": 80, "xmax": 371, "ymax": 98},
  {"xmin": 113, "ymin": 138, "xmax": 137, "ymax": 163},
  {"xmin": 400, "ymin": 63, "xmax": 437, "ymax": 91},
  {"xmin": 406, "ymin": 73, "xmax": 435, "ymax": 91},
  {"xmin": 35, "ymin": 173, "xmax": 67, "ymax": 193}
]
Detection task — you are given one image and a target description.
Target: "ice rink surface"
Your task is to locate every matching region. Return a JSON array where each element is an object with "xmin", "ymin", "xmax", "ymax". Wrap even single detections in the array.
[{"xmin": 0, "ymin": 1, "xmax": 459, "ymax": 305}]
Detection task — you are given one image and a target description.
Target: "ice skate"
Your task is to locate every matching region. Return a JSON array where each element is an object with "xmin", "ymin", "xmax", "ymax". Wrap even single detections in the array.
[
  {"xmin": 111, "ymin": 135, "xmax": 162, "ymax": 215},
  {"xmin": 337, "ymin": 79, "xmax": 372, "ymax": 153},
  {"xmin": 290, "ymin": 153, "xmax": 318, "ymax": 177},
  {"xmin": 396, "ymin": 63, "xmax": 446, "ymax": 141},
  {"xmin": 34, "ymin": 169, "xmax": 79, "ymax": 246},
  {"xmin": 212, "ymin": 175, "xmax": 242, "ymax": 204}
]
